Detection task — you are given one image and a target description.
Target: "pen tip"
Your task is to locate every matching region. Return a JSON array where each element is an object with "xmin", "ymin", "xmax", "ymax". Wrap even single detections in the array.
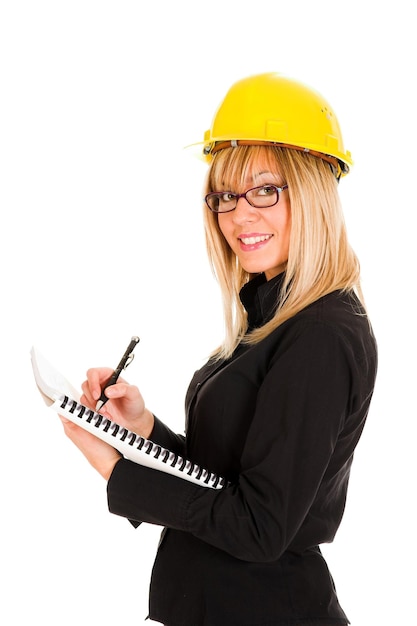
[{"xmin": 95, "ymin": 401, "xmax": 103, "ymax": 412}]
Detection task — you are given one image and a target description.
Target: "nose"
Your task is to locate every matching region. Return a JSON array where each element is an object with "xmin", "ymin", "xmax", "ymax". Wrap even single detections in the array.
[{"xmin": 232, "ymin": 196, "xmax": 258, "ymax": 224}]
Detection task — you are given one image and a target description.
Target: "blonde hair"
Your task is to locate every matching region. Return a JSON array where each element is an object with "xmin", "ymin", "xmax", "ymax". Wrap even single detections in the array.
[{"xmin": 203, "ymin": 145, "xmax": 364, "ymax": 359}]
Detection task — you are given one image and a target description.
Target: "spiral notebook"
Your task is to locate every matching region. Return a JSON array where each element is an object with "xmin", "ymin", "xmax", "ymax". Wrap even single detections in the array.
[{"xmin": 30, "ymin": 346, "xmax": 228, "ymax": 490}]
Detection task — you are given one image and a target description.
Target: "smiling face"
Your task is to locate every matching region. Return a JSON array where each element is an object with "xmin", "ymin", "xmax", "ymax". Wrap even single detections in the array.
[{"xmin": 216, "ymin": 162, "xmax": 291, "ymax": 281}]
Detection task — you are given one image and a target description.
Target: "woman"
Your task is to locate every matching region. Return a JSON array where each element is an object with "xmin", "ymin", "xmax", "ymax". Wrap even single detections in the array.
[{"xmin": 60, "ymin": 73, "xmax": 378, "ymax": 625}]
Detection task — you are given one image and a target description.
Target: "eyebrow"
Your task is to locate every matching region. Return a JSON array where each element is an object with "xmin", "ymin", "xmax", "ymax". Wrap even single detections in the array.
[
  {"xmin": 246, "ymin": 170, "xmax": 274, "ymax": 181},
  {"xmin": 220, "ymin": 171, "xmax": 280, "ymax": 187}
]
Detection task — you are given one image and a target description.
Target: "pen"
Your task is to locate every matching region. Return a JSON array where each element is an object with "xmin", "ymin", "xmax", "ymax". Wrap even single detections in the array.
[{"xmin": 95, "ymin": 336, "xmax": 140, "ymax": 412}]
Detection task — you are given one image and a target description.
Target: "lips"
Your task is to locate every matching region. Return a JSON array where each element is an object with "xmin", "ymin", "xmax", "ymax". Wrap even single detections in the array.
[
  {"xmin": 239, "ymin": 234, "xmax": 272, "ymax": 245},
  {"xmin": 238, "ymin": 233, "xmax": 273, "ymax": 251}
]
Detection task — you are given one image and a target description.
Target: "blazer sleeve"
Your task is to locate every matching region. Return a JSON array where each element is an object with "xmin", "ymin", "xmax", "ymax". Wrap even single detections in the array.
[
  {"xmin": 149, "ymin": 415, "xmax": 186, "ymax": 456},
  {"xmin": 107, "ymin": 321, "xmax": 374, "ymax": 562}
]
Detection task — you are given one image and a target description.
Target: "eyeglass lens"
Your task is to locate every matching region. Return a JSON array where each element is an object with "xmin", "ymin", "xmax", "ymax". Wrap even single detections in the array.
[{"xmin": 206, "ymin": 185, "xmax": 281, "ymax": 213}]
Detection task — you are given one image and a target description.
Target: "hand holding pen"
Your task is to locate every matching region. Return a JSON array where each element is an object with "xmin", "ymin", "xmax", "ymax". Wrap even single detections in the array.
[{"xmin": 95, "ymin": 336, "xmax": 140, "ymax": 412}]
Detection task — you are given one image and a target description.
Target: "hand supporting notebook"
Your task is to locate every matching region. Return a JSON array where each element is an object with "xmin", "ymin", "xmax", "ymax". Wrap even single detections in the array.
[{"xmin": 31, "ymin": 346, "xmax": 228, "ymax": 489}]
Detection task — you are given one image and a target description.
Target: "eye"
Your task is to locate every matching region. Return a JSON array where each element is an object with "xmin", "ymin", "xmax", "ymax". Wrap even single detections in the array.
[
  {"xmin": 257, "ymin": 185, "xmax": 276, "ymax": 196},
  {"xmin": 221, "ymin": 192, "xmax": 236, "ymax": 203}
]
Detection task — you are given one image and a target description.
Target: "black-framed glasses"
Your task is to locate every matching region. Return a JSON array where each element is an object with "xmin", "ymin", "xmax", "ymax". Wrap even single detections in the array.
[{"xmin": 205, "ymin": 184, "xmax": 288, "ymax": 213}]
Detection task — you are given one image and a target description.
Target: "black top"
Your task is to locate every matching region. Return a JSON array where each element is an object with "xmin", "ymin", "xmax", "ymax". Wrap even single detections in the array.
[{"xmin": 107, "ymin": 273, "xmax": 378, "ymax": 626}]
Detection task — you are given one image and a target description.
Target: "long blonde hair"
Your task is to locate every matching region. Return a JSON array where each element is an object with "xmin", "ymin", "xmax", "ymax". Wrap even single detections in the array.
[{"xmin": 203, "ymin": 145, "xmax": 363, "ymax": 359}]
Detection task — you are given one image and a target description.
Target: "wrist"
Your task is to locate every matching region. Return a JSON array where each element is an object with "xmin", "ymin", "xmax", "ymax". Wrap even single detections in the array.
[
  {"xmin": 141, "ymin": 408, "xmax": 155, "ymax": 439},
  {"xmin": 100, "ymin": 454, "xmax": 122, "ymax": 481}
]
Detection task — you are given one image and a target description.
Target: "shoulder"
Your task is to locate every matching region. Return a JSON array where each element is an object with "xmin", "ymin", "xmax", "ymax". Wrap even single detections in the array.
[
  {"xmin": 300, "ymin": 290, "xmax": 373, "ymax": 336},
  {"xmin": 297, "ymin": 289, "xmax": 366, "ymax": 327},
  {"xmin": 280, "ymin": 290, "xmax": 377, "ymax": 367}
]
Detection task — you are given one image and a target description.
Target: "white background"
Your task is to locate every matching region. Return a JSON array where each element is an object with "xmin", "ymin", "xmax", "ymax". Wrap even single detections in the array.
[{"xmin": 1, "ymin": 1, "xmax": 415, "ymax": 624}]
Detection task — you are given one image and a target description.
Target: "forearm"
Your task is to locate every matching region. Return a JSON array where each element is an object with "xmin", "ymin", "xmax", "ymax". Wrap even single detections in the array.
[{"xmin": 107, "ymin": 458, "xmax": 291, "ymax": 562}]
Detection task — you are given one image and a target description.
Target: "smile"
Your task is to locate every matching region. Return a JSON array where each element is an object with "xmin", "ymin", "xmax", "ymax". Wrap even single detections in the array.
[{"xmin": 239, "ymin": 234, "xmax": 272, "ymax": 245}]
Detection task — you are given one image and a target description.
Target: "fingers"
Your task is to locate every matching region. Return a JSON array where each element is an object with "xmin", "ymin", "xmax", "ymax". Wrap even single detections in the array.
[
  {"xmin": 81, "ymin": 367, "xmax": 113, "ymax": 406},
  {"xmin": 104, "ymin": 382, "xmax": 137, "ymax": 400},
  {"xmin": 80, "ymin": 367, "xmax": 131, "ymax": 409},
  {"xmin": 78, "ymin": 369, "xmax": 149, "ymax": 436}
]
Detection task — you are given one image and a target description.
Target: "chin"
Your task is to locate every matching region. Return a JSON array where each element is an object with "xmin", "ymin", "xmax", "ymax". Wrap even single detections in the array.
[{"xmin": 240, "ymin": 262, "xmax": 285, "ymax": 278}]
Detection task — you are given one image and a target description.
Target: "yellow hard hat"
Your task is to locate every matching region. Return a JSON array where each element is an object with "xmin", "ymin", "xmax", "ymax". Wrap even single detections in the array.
[{"xmin": 202, "ymin": 72, "xmax": 352, "ymax": 177}]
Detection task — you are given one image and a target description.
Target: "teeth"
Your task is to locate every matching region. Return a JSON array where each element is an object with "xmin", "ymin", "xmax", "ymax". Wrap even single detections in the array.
[{"xmin": 240, "ymin": 234, "xmax": 271, "ymax": 245}]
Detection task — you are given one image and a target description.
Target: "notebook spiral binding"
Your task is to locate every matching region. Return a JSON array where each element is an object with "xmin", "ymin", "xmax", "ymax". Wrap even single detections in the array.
[{"xmin": 57, "ymin": 395, "xmax": 229, "ymax": 490}]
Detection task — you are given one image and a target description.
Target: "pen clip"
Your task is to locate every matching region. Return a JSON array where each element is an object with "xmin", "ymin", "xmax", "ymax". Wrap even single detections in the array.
[{"xmin": 124, "ymin": 353, "xmax": 135, "ymax": 370}]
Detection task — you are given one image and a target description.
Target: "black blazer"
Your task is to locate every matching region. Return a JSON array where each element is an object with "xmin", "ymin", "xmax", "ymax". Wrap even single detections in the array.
[{"xmin": 107, "ymin": 273, "xmax": 378, "ymax": 626}]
